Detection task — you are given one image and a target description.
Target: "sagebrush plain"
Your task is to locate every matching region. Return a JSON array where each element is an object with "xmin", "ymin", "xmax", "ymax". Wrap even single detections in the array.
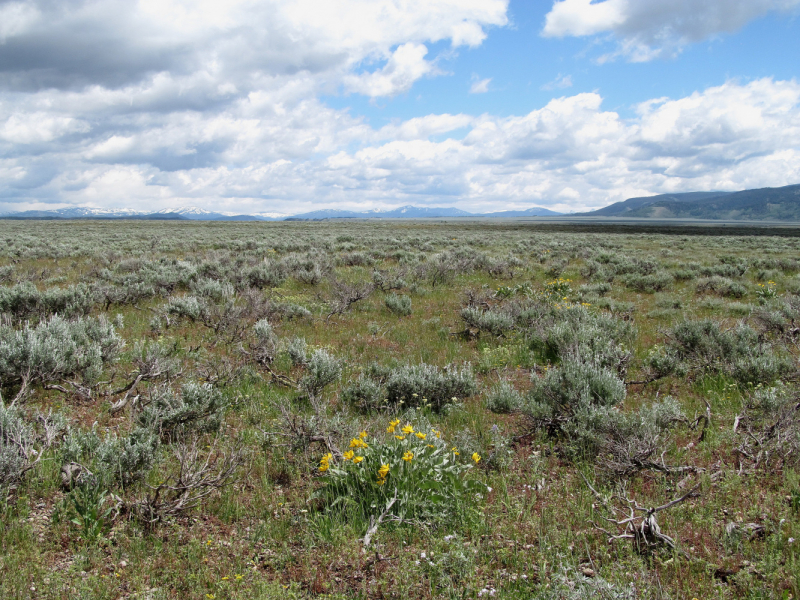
[{"xmin": 2, "ymin": 219, "xmax": 800, "ymax": 599}]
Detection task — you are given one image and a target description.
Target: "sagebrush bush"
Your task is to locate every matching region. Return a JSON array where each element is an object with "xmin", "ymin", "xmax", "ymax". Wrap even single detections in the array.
[
  {"xmin": 580, "ymin": 397, "xmax": 685, "ymax": 475},
  {"xmin": 525, "ymin": 304, "xmax": 633, "ymax": 375},
  {"xmin": 384, "ymin": 363, "xmax": 476, "ymax": 411},
  {"xmin": 0, "ymin": 402, "xmax": 36, "ymax": 488},
  {"xmin": 344, "ymin": 362, "xmax": 476, "ymax": 411},
  {"xmin": 658, "ymin": 319, "xmax": 793, "ymax": 384},
  {"xmin": 251, "ymin": 319, "xmax": 277, "ymax": 365},
  {"xmin": 245, "ymin": 264, "xmax": 286, "ymax": 289},
  {"xmin": 385, "ymin": 293, "xmax": 412, "ymax": 316},
  {"xmin": 61, "ymin": 425, "xmax": 159, "ymax": 488},
  {"xmin": 620, "ymin": 271, "xmax": 674, "ymax": 293},
  {"xmin": 300, "ymin": 349, "xmax": 342, "ymax": 398},
  {"xmin": 190, "ymin": 277, "xmax": 234, "ymax": 301},
  {"xmin": 138, "ymin": 383, "xmax": 227, "ymax": 438},
  {"xmin": 519, "ymin": 359, "xmax": 626, "ymax": 448},
  {"xmin": 695, "ymin": 276, "xmax": 747, "ymax": 299},
  {"xmin": 0, "ymin": 315, "xmax": 123, "ymax": 402},
  {"xmin": 341, "ymin": 376, "xmax": 385, "ymax": 411},
  {"xmin": 484, "ymin": 380, "xmax": 523, "ymax": 414},
  {"xmin": 0, "ymin": 282, "xmax": 97, "ymax": 321},
  {"xmin": 460, "ymin": 306, "xmax": 514, "ymax": 336},
  {"xmin": 283, "ymin": 336, "xmax": 309, "ymax": 367}
]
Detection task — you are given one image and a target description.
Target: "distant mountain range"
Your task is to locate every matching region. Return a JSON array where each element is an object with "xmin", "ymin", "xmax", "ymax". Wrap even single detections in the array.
[
  {"xmin": 0, "ymin": 204, "xmax": 562, "ymax": 221},
  {"xmin": 3, "ymin": 184, "xmax": 799, "ymax": 221}
]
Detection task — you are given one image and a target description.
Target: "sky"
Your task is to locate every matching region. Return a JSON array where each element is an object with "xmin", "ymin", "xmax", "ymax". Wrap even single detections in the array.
[{"xmin": 0, "ymin": 0, "xmax": 799, "ymax": 216}]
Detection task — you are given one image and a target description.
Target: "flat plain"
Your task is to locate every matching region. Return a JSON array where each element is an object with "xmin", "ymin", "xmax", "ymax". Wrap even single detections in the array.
[{"xmin": 2, "ymin": 219, "xmax": 800, "ymax": 599}]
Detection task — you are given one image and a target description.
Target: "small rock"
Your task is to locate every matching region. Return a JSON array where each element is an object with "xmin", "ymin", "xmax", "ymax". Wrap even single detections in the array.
[
  {"xmin": 119, "ymin": 560, "xmax": 127, "ymax": 568},
  {"xmin": 581, "ymin": 567, "xmax": 596, "ymax": 578}
]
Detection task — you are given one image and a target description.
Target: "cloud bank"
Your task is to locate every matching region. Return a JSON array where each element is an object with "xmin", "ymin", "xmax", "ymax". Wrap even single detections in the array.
[
  {"xmin": 542, "ymin": 0, "xmax": 800, "ymax": 62},
  {"xmin": 0, "ymin": 1, "xmax": 798, "ymax": 214}
]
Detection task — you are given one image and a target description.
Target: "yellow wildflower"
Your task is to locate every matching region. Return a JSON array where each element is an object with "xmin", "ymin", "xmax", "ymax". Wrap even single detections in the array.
[
  {"xmin": 343, "ymin": 450, "xmax": 355, "ymax": 461},
  {"xmin": 402, "ymin": 424, "xmax": 414, "ymax": 435},
  {"xmin": 353, "ymin": 456, "xmax": 364, "ymax": 463},
  {"xmin": 395, "ymin": 435, "xmax": 406, "ymax": 440},
  {"xmin": 472, "ymin": 452, "xmax": 481, "ymax": 463},
  {"xmin": 415, "ymin": 432, "xmax": 427, "ymax": 440},
  {"xmin": 390, "ymin": 419, "xmax": 400, "ymax": 426},
  {"xmin": 349, "ymin": 438, "xmax": 368, "ymax": 449},
  {"xmin": 235, "ymin": 574, "xmax": 243, "ymax": 580},
  {"xmin": 378, "ymin": 464, "xmax": 390, "ymax": 478},
  {"xmin": 427, "ymin": 444, "xmax": 434, "ymax": 448},
  {"xmin": 387, "ymin": 425, "xmax": 396, "ymax": 433},
  {"xmin": 359, "ymin": 430, "xmax": 368, "ymax": 439},
  {"xmin": 376, "ymin": 478, "xmax": 386, "ymax": 485},
  {"xmin": 402, "ymin": 451, "xmax": 414, "ymax": 462},
  {"xmin": 452, "ymin": 447, "xmax": 459, "ymax": 456},
  {"xmin": 432, "ymin": 429, "xmax": 441, "ymax": 438},
  {"xmin": 319, "ymin": 452, "xmax": 333, "ymax": 472}
]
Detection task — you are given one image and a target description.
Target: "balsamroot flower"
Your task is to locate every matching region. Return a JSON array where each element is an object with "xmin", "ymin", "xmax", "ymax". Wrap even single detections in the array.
[{"xmin": 319, "ymin": 453, "xmax": 333, "ymax": 472}]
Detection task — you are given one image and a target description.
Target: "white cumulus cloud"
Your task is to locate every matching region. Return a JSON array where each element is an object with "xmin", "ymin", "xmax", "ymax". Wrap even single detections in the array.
[{"xmin": 543, "ymin": 0, "xmax": 800, "ymax": 61}]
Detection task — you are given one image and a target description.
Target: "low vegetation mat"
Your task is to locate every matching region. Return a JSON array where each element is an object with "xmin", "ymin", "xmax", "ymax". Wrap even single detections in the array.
[{"xmin": 2, "ymin": 219, "xmax": 800, "ymax": 598}]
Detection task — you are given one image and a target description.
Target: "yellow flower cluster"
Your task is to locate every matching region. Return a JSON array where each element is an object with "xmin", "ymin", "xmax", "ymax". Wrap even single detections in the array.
[
  {"xmin": 401, "ymin": 424, "xmax": 414, "ymax": 435},
  {"xmin": 402, "ymin": 451, "xmax": 414, "ymax": 462},
  {"xmin": 386, "ymin": 419, "xmax": 400, "ymax": 433},
  {"xmin": 319, "ymin": 453, "xmax": 333, "ymax": 472},
  {"xmin": 377, "ymin": 463, "xmax": 390, "ymax": 485},
  {"xmin": 472, "ymin": 452, "xmax": 481, "ymax": 463},
  {"xmin": 349, "ymin": 437, "xmax": 368, "ymax": 449}
]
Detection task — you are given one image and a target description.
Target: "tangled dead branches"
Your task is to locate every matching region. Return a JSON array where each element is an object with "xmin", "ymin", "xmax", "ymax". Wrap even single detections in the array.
[
  {"xmin": 583, "ymin": 474, "xmax": 700, "ymax": 557},
  {"xmin": 128, "ymin": 439, "xmax": 243, "ymax": 527}
]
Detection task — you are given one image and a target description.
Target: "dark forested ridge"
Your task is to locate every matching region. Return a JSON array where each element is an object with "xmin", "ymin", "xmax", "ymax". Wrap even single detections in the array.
[{"xmin": 576, "ymin": 184, "xmax": 800, "ymax": 220}]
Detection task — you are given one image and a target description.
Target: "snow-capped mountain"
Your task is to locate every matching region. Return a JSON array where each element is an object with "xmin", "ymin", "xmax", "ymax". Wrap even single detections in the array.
[
  {"xmin": 155, "ymin": 207, "xmax": 229, "ymax": 216},
  {"xmin": 288, "ymin": 205, "xmax": 474, "ymax": 219},
  {"xmin": 1, "ymin": 204, "xmax": 564, "ymax": 220}
]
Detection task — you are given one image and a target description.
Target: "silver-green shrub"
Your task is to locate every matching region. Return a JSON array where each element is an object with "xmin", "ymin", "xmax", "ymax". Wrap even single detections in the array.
[
  {"xmin": 0, "ymin": 282, "xmax": 97, "ymax": 321},
  {"xmin": 695, "ymin": 276, "xmax": 747, "ymax": 298},
  {"xmin": 284, "ymin": 336, "xmax": 309, "ymax": 367},
  {"xmin": 61, "ymin": 425, "xmax": 158, "ymax": 488},
  {"xmin": 383, "ymin": 363, "xmax": 476, "ymax": 411},
  {"xmin": 657, "ymin": 319, "xmax": 793, "ymax": 384},
  {"xmin": 138, "ymin": 383, "xmax": 227, "ymax": 438},
  {"xmin": 460, "ymin": 306, "xmax": 514, "ymax": 336},
  {"xmin": 484, "ymin": 380, "xmax": 523, "ymax": 414},
  {"xmin": 385, "ymin": 293, "xmax": 412, "ymax": 316},
  {"xmin": 0, "ymin": 315, "xmax": 123, "ymax": 402},
  {"xmin": 0, "ymin": 402, "xmax": 35, "ymax": 487},
  {"xmin": 300, "ymin": 349, "xmax": 342, "ymax": 398}
]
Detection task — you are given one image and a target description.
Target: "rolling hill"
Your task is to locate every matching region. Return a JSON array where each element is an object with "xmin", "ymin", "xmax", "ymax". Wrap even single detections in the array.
[{"xmin": 572, "ymin": 184, "xmax": 800, "ymax": 220}]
